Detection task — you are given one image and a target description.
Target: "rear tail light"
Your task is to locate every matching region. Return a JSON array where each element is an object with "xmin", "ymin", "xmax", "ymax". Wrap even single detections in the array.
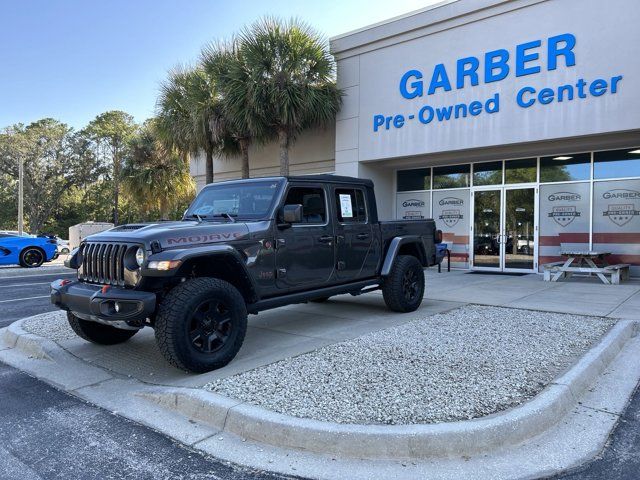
[{"xmin": 435, "ymin": 229, "xmax": 443, "ymax": 244}]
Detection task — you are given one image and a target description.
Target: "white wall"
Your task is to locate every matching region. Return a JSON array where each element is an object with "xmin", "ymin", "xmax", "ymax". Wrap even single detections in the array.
[
  {"xmin": 332, "ymin": 0, "xmax": 640, "ymax": 162},
  {"xmin": 190, "ymin": 126, "xmax": 336, "ymax": 190}
]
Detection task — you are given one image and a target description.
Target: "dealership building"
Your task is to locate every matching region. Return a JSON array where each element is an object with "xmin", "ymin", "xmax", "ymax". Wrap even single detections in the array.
[{"xmin": 191, "ymin": 0, "xmax": 640, "ymax": 275}]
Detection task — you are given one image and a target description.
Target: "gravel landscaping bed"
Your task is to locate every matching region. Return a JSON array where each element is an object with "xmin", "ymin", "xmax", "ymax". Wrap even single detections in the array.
[
  {"xmin": 204, "ymin": 305, "xmax": 615, "ymax": 425},
  {"xmin": 22, "ymin": 311, "xmax": 76, "ymax": 342}
]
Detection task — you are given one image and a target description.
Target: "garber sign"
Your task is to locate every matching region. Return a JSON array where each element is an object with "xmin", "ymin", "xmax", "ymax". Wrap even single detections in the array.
[{"xmin": 373, "ymin": 33, "xmax": 623, "ymax": 132}]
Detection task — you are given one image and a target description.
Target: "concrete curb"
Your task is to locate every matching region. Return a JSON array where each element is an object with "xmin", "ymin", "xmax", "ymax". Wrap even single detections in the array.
[
  {"xmin": 138, "ymin": 319, "xmax": 637, "ymax": 460},
  {"xmin": 2, "ymin": 315, "xmax": 637, "ymax": 464},
  {"xmin": 0, "ymin": 266, "xmax": 71, "ymax": 278},
  {"xmin": 1, "ymin": 320, "xmax": 52, "ymax": 360}
]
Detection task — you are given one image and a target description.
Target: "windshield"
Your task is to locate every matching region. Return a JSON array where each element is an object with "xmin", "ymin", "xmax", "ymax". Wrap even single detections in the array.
[{"xmin": 185, "ymin": 180, "xmax": 283, "ymax": 220}]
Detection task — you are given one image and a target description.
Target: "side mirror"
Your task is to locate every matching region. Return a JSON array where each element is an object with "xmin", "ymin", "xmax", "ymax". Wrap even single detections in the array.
[{"xmin": 280, "ymin": 204, "xmax": 303, "ymax": 225}]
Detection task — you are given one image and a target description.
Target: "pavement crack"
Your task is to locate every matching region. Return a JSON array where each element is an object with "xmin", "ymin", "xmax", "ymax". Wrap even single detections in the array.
[{"xmin": 579, "ymin": 404, "xmax": 621, "ymax": 418}]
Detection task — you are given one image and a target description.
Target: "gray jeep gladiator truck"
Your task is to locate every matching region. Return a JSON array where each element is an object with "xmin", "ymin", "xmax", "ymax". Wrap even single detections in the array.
[{"xmin": 51, "ymin": 175, "xmax": 442, "ymax": 373}]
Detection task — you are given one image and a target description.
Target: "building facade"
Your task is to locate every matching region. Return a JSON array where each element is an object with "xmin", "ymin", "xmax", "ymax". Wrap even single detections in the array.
[
  {"xmin": 331, "ymin": 0, "xmax": 640, "ymax": 275},
  {"xmin": 192, "ymin": 0, "xmax": 640, "ymax": 275}
]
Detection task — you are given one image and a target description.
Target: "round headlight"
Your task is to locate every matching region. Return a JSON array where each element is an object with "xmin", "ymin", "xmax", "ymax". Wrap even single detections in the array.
[{"xmin": 135, "ymin": 247, "xmax": 145, "ymax": 267}]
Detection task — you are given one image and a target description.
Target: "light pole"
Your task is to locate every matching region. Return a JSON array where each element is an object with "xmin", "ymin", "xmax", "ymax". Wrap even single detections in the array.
[{"xmin": 18, "ymin": 156, "xmax": 24, "ymax": 235}]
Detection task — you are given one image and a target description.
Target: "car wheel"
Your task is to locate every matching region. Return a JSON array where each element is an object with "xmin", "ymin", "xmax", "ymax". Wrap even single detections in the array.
[
  {"xmin": 61, "ymin": 247, "xmax": 70, "ymax": 254},
  {"xmin": 67, "ymin": 312, "xmax": 138, "ymax": 344},
  {"xmin": 382, "ymin": 255, "xmax": 425, "ymax": 313},
  {"xmin": 19, "ymin": 247, "xmax": 45, "ymax": 268},
  {"xmin": 155, "ymin": 277, "xmax": 248, "ymax": 373}
]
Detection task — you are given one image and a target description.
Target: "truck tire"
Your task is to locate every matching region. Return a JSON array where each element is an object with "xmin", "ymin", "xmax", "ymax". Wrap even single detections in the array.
[
  {"xmin": 154, "ymin": 278, "xmax": 248, "ymax": 373},
  {"xmin": 382, "ymin": 255, "xmax": 425, "ymax": 313},
  {"xmin": 19, "ymin": 247, "xmax": 45, "ymax": 268},
  {"xmin": 67, "ymin": 312, "xmax": 138, "ymax": 345}
]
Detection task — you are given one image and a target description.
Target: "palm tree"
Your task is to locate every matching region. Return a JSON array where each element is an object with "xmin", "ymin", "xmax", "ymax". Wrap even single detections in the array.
[
  {"xmin": 123, "ymin": 120, "xmax": 195, "ymax": 220},
  {"xmin": 201, "ymin": 40, "xmax": 266, "ymax": 179},
  {"xmin": 237, "ymin": 18, "xmax": 342, "ymax": 176},
  {"xmin": 156, "ymin": 67, "xmax": 219, "ymax": 185}
]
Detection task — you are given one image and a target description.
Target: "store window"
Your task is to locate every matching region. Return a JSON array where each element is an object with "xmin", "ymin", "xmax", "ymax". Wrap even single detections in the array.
[
  {"xmin": 397, "ymin": 168, "xmax": 430, "ymax": 192},
  {"xmin": 396, "ymin": 192, "xmax": 430, "ymax": 220},
  {"xmin": 432, "ymin": 189, "xmax": 470, "ymax": 267},
  {"xmin": 540, "ymin": 153, "xmax": 591, "ymax": 182},
  {"xmin": 335, "ymin": 188, "xmax": 367, "ymax": 223},
  {"xmin": 473, "ymin": 161, "xmax": 502, "ymax": 186},
  {"xmin": 592, "ymin": 178, "xmax": 640, "ymax": 276},
  {"xmin": 538, "ymin": 183, "xmax": 590, "ymax": 270},
  {"xmin": 505, "ymin": 158, "xmax": 537, "ymax": 184},
  {"xmin": 594, "ymin": 148, "xmax": 640, "ymax": 179},
  {"xmin": 433, "ymin": 164, "xmax": 470, "ymax": 189}
]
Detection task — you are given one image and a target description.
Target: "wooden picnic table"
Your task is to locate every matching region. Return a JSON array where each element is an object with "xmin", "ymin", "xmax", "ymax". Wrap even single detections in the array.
[{"xmin": 543, "ymin": 251, "xmax": 630, "ymax": 284}]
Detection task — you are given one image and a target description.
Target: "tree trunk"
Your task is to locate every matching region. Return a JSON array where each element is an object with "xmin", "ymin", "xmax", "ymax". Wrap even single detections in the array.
[
  {"xmin": 239, "ymin": 139, "xmax": 250, "ymax": 179},
  {"xmin": 278, "ymin": 129, "xmax": 290, "ymax": 176},
  {"xmin": 205, "ymin": 148, "xmax": 214, "ymax": 185},
  {"xmin": 113, "ymin": 147, "xmax": 120, "ymax": 226}
]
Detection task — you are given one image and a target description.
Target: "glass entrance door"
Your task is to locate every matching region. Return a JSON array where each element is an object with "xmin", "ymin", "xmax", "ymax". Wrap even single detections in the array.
[
  {"xmin": 472, "ymin": 187, "xmax": 537, "ymax": 272},
  {"xmin": 504, "ymin": 188, "xmax": 535, "ymax": 270},
  {"xmin": 473, "ymin": 190, "xmax": 502, "ymax": 269}
]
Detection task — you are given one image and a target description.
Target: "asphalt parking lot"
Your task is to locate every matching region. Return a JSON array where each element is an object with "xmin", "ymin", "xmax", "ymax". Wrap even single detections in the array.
[
  {"xmin": 0, "ymin": 272, "xmax": 76, "ymax": 328},
  {"xmin": 0, "ymin": 269, "xmax": 638, "ymax": 479}
]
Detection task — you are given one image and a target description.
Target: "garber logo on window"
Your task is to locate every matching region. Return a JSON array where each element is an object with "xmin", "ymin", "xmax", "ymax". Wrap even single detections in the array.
[
  {"xmin": 602, "ymin": 189, "xmax": 640, "ymax": 227},
  {"xmin": 439, "ymin": 197, "xmax": 464, "ymax": 206},
  {"xmin": 548, "ymin": 192, "xmax": 581, "ymax": 202},
  {"xmin": 603, "ymin": 189, "xmax": 640, "ymax": 200},
  {"xmin": 402, "ymin": 199, "xmax": 425, "ymax": 208}
]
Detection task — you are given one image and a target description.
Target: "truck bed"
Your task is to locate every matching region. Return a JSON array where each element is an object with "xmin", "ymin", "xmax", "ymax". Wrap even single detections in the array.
[{"xmin": 379, "ymin": 219, "xmax": 438, "ymax": 266}]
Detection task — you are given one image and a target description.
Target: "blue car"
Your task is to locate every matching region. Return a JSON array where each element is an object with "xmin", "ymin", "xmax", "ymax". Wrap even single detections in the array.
[{"xmin": 0, "ymin": 233, "xmax": 58, "ymax": 268}]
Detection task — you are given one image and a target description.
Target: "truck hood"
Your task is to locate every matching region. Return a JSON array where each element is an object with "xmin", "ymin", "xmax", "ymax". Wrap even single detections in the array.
[{"xmin": 84, "ymin": 221, "xmax": 255, "ymax": 250}]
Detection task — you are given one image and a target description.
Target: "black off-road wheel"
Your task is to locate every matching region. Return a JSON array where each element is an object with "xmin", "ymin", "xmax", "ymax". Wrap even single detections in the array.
[
  {"xmin": 67, "ymin": 312, "xmax": 138, "ymax": 345},
  {"xmin": 382, "ymin": 255, "xmax": 425, "ymax": 313},
  {"xmin": 19, "ymin": 247, "xmax": 45, "ymax": 268},
  {"xmin": 154, "ymin": 278, "xmax": 248, "ymax": 373}
]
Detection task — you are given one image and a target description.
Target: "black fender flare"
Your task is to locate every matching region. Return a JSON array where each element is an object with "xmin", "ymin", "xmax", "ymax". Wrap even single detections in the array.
[
  {"xmin": 381, "ymin": 236, "xmax": 427, "ymax": 277},
  {"xmin": 142, "ymin": 245, "xmax": 259, "ymax": 300}
]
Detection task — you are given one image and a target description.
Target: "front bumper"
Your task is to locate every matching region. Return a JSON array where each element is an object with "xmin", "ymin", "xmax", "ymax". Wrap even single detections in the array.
[{"xmin": 50, "ymin": 279, "xmax": 156, "ymax": 330}]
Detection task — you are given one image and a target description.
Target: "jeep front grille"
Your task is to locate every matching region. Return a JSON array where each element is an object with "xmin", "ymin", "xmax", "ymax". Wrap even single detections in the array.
[{"xmin": 79, "ymin": 242, "xmax": 135, "ymax": 286}]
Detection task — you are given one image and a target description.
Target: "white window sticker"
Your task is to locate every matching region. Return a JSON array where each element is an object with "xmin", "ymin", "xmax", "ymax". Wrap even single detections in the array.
[{"xmin": 339, "ymin": 194, "xmax": 353, "ymax": 218}]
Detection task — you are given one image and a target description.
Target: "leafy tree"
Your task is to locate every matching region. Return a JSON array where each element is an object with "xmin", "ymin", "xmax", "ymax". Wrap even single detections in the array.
[
  {"xmin": 156, "ymin": 67, "xmax": 219, "ymax": 184},
  {"xmin": 0, "ymin": 119, "xmax": 101, "ymax": 234},
  {"xmin": 238, "ymin": 18, "xmax": 342, "ymax": 175},
  {"xmin": 0, "ymin": 173, "xmax": 17, "ymax": 230},
  {"xmin": 123, "ymin": 120, "xmax": 195, "ymax": 220},
  {"xmin": 201, "ymin": 40, "xmax": 267, "ymax": 179},
  {"xmin": 84, "ymin": 111, "xmax": 137, "ymax": 225}
]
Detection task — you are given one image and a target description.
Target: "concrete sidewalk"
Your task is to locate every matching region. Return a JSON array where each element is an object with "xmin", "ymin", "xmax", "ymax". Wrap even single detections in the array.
[
  {"xmin": 39, "ymin": 294, "xmax": 465, "ymax": 388},
  {"xmin": 2, "ymin": 269, "xmax": 640, "ymax": 480},
  {"xmin": 425, "ymin": 269, "xmax": 640, "ymax": 318},
  {"xmin": 15, "ymin": 269, "xmax": 640, "ymax": 390}
]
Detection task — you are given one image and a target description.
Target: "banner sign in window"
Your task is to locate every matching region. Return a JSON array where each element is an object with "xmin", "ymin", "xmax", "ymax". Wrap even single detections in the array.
[
  {"xmin": 539, "ymin": 183, "xmax": 590, "ymax": 269},
  {"xmin": 339, "ymin": 194, "xmax": 353, "ymax": 218},
  {"xmin": 396, "ymin": 192, "xmax": 430, "ymax": 220},
  {"xmin": 593, "ymin": 179, "xmax": 640, "ymax": 276}
]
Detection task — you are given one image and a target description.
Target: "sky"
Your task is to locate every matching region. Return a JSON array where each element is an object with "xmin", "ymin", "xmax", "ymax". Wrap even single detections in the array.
[{"xmin": 0, "ymin": 0, "xmax": 441, "ymax": 130}]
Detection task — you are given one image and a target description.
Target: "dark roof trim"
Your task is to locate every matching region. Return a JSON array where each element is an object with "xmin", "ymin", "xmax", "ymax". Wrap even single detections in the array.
[{"xmin": 205, "ymin": 175, "xmax": 374, "ymax": 188}]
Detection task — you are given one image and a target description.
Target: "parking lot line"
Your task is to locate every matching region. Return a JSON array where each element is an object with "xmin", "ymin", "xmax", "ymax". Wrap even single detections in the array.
[
  {"xmin": 0, "ymin": 282, "xmax": 52, "ymax": 288},
  {"xmin": 0, "ymin": 295, "xmax": 50, "ymax": 304},
  {"xmin": 0, "ymin": 271, "xmax": 75, "ymax": 279}
]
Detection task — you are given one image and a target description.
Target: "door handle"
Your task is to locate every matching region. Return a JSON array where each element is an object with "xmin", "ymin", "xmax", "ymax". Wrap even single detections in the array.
[
  {"xmin": 356, "ymin": 233, "xmax": 369, "ymax": 240},
  {"xmin": 318, "ymin": 235, "xmax": 333, "ymax": 244}
]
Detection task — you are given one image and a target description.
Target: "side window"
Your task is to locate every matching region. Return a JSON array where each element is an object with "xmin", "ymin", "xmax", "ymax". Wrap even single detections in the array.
[
  {"xmin": 284, "ymin": 187, "xmax": 326, "ymax": 224},
  {"xmin": 335, "ymin": 188, "xmax": 367, "ymax": 223}
]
